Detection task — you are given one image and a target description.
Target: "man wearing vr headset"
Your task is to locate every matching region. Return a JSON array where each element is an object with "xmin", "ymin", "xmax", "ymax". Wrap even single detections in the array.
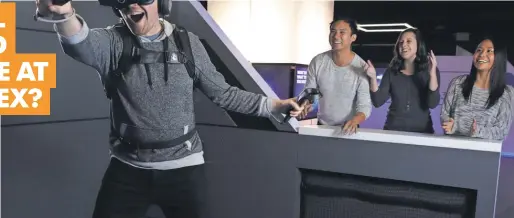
[{"xmin": 34, "ymin": 0, "xmax": 304, "ymax": 217}]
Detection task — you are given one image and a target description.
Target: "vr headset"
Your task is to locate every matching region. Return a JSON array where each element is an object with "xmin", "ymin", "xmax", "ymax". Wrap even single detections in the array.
[
  {"xmin": 98, "ymin": 0, "xmax": 155, "ymax": 10},
  {"xmin": 98, "ymin": 0, "xmax": 172, "ymax": 17}
]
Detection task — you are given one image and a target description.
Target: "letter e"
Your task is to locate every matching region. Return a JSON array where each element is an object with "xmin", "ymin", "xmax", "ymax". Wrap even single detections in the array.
[{"xmin": 0, "ymin": 62, "xmax": 9, "ymax": 81}]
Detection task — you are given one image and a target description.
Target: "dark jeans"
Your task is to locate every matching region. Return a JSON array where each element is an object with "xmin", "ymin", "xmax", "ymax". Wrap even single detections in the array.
[{"xmin": 92, "ymin": 158, "xmax": 208, "ymax": 218}]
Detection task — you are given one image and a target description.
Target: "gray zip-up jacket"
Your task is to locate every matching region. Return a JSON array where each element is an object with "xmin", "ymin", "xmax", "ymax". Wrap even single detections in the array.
[{"xmin": 56, "ymin": 15, "xmax": 274, "ymax": 170}]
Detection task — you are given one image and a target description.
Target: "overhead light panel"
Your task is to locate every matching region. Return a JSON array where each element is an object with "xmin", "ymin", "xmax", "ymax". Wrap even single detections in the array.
[{"xmin": 357, "ymin": 23, "xmax": 414, "ymax": 33}]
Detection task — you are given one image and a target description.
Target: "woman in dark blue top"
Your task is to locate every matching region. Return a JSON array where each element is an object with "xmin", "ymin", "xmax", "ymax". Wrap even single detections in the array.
[{"xmin": 365, "ymin": 28, "xmax": 441, "ymax": 133}]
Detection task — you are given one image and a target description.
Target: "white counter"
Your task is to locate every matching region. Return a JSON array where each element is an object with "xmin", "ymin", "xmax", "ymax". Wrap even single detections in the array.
[{"xmin": 298, "ymin": 125, "xmax": 502, "ymax": 153}]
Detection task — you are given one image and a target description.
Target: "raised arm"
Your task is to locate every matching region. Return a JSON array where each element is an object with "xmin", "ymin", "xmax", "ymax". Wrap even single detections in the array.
[
  {"xmin": 188, "ymin": 33, "xmax": 274, "ymax": 117},
  {"xmin": 40, "ymin": 1, "xmax": 121, "ymax": 79},
  {"xmin": 370, "ymin": 68, "xmax": 391, "ymax": 107},
  {"xmin": 426, "ymin": 67, "xmax": 441, "ymax": 109},
  {"xmin": 471, "ymin": 89, "xmax": 514, "ymax": 140},
  {"xmin": 55, "ymin": 16, "xmax": 121, "ymax": 79}
]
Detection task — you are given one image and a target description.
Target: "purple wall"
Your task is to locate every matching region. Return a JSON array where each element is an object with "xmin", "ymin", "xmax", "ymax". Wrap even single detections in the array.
[{"xmin": 359, "ymin": 56, "xmax": 514, "ymax": 153}]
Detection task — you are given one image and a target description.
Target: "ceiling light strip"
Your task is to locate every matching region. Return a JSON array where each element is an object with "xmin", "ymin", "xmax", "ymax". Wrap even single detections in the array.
[{"xmin": 357, "ymin": 23, "xmax": 415, "ymax": 33}]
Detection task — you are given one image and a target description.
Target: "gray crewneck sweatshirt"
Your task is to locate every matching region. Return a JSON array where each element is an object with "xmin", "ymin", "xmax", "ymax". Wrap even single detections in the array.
[
  {"xmin": 304, "ymin": 51, "xmax": 372, "ymax": 126},
  {"xmin": 55, "ymin": 16, "xmax": 274, "ymax": 170}
]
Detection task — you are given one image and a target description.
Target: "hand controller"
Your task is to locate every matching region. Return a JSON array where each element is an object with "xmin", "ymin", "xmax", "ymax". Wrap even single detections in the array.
[
  {"xmin": 282, "ymin": 88, "xmax": 322, "ymax": 123},
  {"xmin": 34, "ymin": 0, "xmax": 73, "ymax": 23},
  {"xmin": 52, "ymin": 0, "xmax": 71, "ymax": 6}
]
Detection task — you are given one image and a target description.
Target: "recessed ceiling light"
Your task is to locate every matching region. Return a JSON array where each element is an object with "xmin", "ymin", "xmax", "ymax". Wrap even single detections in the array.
[{"xmin": 357, "ymin": 23, "xmax": 415, "ymax": 32}]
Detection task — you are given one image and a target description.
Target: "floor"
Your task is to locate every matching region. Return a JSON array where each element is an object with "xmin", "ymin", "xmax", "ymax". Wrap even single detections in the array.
[{"xmin": 496, "ymin": 157, "xmax": 514, "ymax": 218}]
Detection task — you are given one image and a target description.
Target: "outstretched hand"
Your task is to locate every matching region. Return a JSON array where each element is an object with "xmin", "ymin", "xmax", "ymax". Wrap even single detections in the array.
[
  {"xmin": 298, "ymin": 102, "xmax": 313, "ymax": 120},
  {"xmin": 272, "ymin": 98, "xmax": 304, "ymax": 117},
  {"xmin": 287, "ymin": 99, "xmax": 304, "ymax": 117}
]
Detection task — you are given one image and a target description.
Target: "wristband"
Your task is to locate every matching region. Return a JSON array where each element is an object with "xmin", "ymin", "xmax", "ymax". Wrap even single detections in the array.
[{"xmin": 33, "ymin": 8, "xmax": 76, "ymax": 24}]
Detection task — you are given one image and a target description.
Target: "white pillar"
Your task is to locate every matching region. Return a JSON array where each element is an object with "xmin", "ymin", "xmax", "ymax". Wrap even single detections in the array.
[{"xmin": 207, "ymin": 0, "xmax": 334, "ymax": 65}]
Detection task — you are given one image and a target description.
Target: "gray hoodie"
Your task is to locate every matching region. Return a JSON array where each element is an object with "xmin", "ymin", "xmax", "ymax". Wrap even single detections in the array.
[{"xmin": 56, "ymin": 15, "xmax": 274, "ymax": 170}]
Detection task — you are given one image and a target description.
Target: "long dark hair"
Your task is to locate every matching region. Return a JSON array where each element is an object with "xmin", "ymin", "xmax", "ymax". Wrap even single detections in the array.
[
  {"xmin": 388, "ymin": 28, "xmax": 430, "ymax": 80},
  {"xmin": 461, "ymin": 37, "xmax": 507, "ymax": 109}
]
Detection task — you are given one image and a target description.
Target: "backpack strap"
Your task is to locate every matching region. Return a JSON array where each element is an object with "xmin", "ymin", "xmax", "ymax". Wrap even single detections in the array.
[
  {"xmin": 105, "ymin": 24, "xmax": 136, "ymax": 99},
  {"xmin": 172, "ymin": 25, "xmax": 197, "ymax": 85},
  {"xmin": 104, "ymin": 24, "xmax": 197, "ymax": 99}
]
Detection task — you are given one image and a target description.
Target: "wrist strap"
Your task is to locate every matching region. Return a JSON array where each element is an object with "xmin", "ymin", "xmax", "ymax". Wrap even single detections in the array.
[{"xmin": 33, "ymin": 8, "xmax": 76, "ymax": 23}]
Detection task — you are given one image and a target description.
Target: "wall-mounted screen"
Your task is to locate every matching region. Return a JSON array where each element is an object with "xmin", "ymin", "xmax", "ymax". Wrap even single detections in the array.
[{"xmin": 293, "ymin": 65, "xmax": 317, "ymax": 120}]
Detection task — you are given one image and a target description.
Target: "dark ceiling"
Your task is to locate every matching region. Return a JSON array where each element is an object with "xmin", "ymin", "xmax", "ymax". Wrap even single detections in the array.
[
  {"xmin": 333, "ymin": 1, "xmax": 514, "ymax": 63},
  {"xmin": 334, "ymin": 1, "xmax": 514, "ymax": 34}
]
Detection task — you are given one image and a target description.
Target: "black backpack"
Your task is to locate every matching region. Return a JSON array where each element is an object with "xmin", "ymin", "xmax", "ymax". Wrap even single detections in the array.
[{"xmin": 104, "ymin": 23, "xmax": 197, "ymax": 99}]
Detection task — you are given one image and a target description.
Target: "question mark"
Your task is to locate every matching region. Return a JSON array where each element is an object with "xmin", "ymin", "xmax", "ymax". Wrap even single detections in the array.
[{"xmin": 28, "ymin": 88, "xmax": 42, "ymax": 108}]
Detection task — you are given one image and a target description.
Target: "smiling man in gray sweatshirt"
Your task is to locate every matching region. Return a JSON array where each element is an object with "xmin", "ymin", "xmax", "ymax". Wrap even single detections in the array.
[
  {"xmin": 34, "ymin": 0, "xmax": 302, "ymax": 217},
  {"xmin": 301, "ymin": 18, "xmax": 372, "ymax": 134}
]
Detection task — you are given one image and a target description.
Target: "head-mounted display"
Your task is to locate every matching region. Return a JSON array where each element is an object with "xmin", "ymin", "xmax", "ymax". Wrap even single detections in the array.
[{"xmin": 98, "ymin": 0, "xmax": 155, "ymax": 9}]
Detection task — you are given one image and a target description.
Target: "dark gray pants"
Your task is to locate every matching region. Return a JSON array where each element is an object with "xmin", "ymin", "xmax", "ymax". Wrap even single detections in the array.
[{"xmin": 93, "ymin": 158, "xmax": 208, "ymax": 218}]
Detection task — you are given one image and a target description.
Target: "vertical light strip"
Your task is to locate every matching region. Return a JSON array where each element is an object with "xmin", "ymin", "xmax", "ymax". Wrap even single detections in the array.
[
  {"xmin": 208, "ymin": 0, "xmax": 333, "ymax": 65},
  {"xmin": 249, "ymin": 0, "xmax": 296, "ymax": 63},
  {"xmin": 206, "ymin": 1, "xmax": 252, "ymax": 62},
  {"xmin": 294, "ymin": 0, "xmax": 333, "ymax": 65}
]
